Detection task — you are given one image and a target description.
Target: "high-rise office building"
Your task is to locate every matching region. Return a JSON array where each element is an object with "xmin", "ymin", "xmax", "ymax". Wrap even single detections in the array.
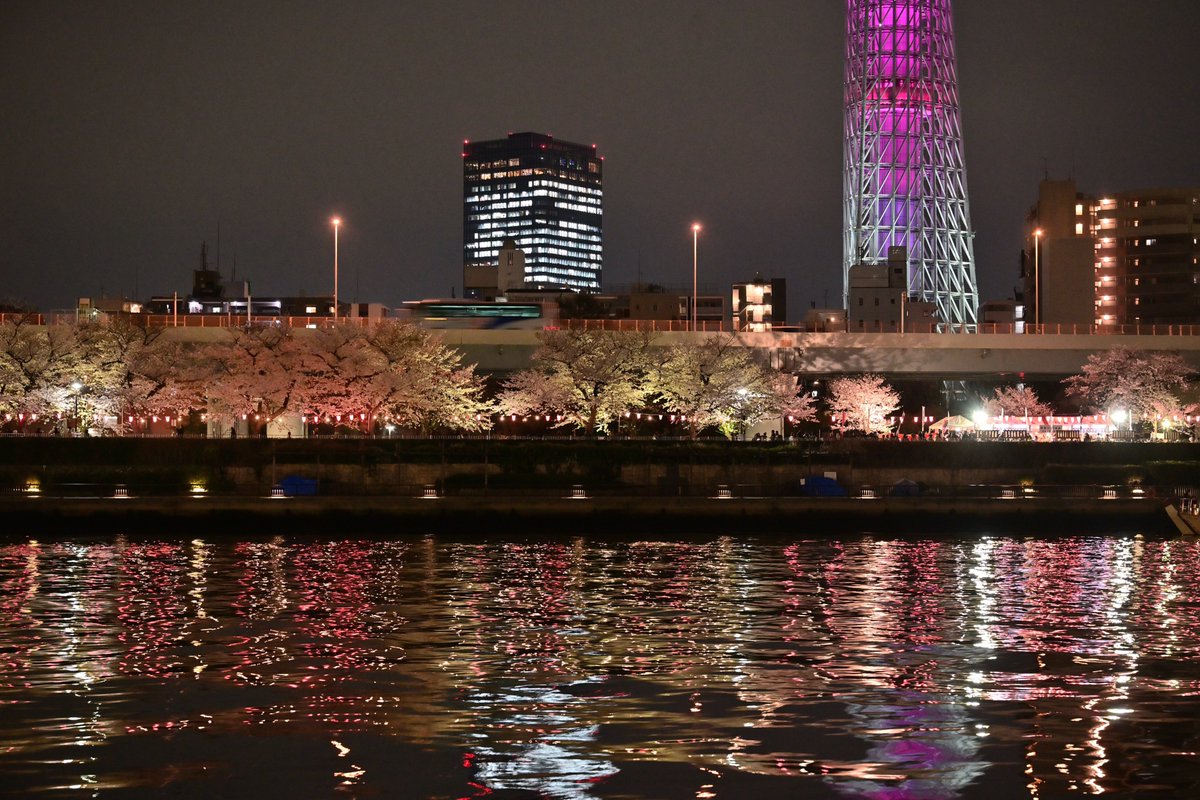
[
  {"xmin": 843, "ymin": 0, "xmax": 979, "ymax": 328},
  {"xmin": 1024, "ymin": 180, "xmax": 1200, "ymax": 328},
  {"xmin": 463, "ymin": 132, "xmax": 603, "ymax": 293}
]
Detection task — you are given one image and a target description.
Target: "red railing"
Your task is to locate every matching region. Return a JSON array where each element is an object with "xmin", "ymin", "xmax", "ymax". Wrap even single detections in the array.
[
  {"xmin": 0, "ymin": 312, "xmax": 372, "ymax": 329},
  {"xmin": 558, "ymin": 319, "xmax": 729, "ymax": 333},
  {"xmin": 0, "ymin": 313, "xmax": 46, "ymax": 325},
  {"xmin": 5, "ymin": 311, "xmax": 1200, "ymax": 337},
  {"xmin": 832, "ymin": 321, "xmax": 1200, "ymax": 336},
  {"xmin": 136, "ymin": 314, "xmax": 375, "ymax": 329}
]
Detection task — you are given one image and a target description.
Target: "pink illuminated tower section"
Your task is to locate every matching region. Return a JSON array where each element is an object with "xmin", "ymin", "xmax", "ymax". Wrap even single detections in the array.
[{"xmin": 843, "ymin": 0, "xmax": 979, "ymax": 328}]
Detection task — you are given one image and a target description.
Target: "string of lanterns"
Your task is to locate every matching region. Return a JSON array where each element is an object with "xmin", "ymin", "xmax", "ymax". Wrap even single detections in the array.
[{"xmin": 10, "ymin": 407, "xmax": 1196, "ymax": 432}]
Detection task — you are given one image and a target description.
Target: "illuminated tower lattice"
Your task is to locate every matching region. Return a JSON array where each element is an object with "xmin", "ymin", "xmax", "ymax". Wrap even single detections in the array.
[{"xmin": 843, "ymin": 0, "xmax": 979, "ymax": 328}]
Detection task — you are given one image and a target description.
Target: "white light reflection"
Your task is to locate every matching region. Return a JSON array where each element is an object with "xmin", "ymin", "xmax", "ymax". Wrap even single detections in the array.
[
  {"xmin": 969, "ymin": 539, "xmax": 999, "ymax": 651},
  {"xmin": 9, "ymin": 534, "xmax": 1200, "ymax": 799},
  {"xmin": 188, "ymin": 539, "xmax": 209, "ymax": 620},
  {"xmin": 1080, "ymin": 538, "xmax": 1141, "ymax": 794},
  {"xmin": 185, "ymin": 538, "xmax": 216, "ymax": 680},
  {"xmin": 475, "ymin": 742, "xmax": 612, "ymax": 797},
  {"xmin": 330, "ymin": 739, "xmax": 365, "ymax": 786}
]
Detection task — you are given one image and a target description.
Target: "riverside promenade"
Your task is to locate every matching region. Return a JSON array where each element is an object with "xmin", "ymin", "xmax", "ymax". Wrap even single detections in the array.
[
  {"xmin": 0, "ymin": 493, "xmax": 1176, "ymax": 536},
  {"xmin": 1, "ymin": 438, "xmax": 1194, "ymax": 536}
]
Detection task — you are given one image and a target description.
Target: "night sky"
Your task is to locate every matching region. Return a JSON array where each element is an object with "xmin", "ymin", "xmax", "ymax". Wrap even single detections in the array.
[{"xmin": 2, "ymin": 1, "xmax": 1198, "ymax": 315}]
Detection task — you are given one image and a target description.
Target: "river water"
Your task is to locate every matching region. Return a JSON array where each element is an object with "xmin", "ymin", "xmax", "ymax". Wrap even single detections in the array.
[{"xmin": 2, "ymin": 533, "xmax": 1199, "ymax": 799}]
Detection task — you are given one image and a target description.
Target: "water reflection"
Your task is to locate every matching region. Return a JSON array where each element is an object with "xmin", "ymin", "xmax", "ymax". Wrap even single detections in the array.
[{"xmin": 2, "ymin": 534, "xmax": 1200, "ymax": 797}]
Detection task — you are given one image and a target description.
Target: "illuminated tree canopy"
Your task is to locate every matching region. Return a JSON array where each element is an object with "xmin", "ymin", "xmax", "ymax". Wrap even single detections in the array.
[
  {"xmin": 498, "ymin": 329, "xmax": 653, "ymax": 434},
  {"xmin": 206, "ymin": 322, "xmax": 492, "ymax": 433},
  {"xmin": 983, "ymin": 385, "xmax": 1053, "ymax": 419},
  {"xmin": 650, "ymin": 335, "xmax": 814, "ymax": 439},
  {"xmin": 827, "ymin": 373, "xmax": 900, "ymax": 434},
  {"xmin": 0, "ymin": 315, "xmax": 76, "ymax": 418},
  {"xmin": 1064, "ymin": 347, "xmax": 1194, "ymax": 420},
  {"xmin": 0, "ymin": 319, "xmax": 493, "ymax": 435}
]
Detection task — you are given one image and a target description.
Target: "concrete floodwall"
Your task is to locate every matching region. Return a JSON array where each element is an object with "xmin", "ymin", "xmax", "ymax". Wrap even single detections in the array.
[{"xmin": 0, "ymin": 439, "xmax": 1195, "ymax": 497}]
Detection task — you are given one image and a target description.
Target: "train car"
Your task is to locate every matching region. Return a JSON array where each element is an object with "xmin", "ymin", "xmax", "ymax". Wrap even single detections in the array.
[{"xmin": 400, "ymin": 300, "xmax": 556, "ymax": 329}]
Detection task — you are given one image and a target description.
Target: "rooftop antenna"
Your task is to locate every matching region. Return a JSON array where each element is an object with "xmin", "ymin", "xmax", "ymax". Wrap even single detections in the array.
[{"xmin": 216, "ymin": 221, "xmax": 221, "ymax": 271}]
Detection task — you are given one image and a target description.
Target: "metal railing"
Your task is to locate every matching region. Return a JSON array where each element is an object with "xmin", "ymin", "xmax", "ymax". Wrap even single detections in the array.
[
  {"xmin": 0, "ymin": 312, "xmax": 373, "ymax": 329},
  {"xmin": 7, "ymin": 311, "xmax": 1200, "ymax": 336},
  {"xmin": 558, "ymin": 318, "xmax": 728, "ymax": 332},
  {"xmin": 849, "ymin": 320, "xmax": 1200, "ymax": 336}
]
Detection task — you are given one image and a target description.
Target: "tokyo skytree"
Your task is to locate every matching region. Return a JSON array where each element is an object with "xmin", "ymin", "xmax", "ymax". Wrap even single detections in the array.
[{"xmin": 843, "ymin": 0, "xmax": 979, "ymax": 328}]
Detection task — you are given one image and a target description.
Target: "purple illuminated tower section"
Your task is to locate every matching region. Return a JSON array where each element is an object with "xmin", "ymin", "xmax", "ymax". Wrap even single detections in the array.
[{"xmin": 843, "ymin": 0, "xmax": 979, "ymax": 328}]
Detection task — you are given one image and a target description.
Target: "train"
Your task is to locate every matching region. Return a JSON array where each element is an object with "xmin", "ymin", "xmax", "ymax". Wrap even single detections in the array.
[{"xmin": 398, "ymin": 299, "xmax": 557, "ymax": 329}]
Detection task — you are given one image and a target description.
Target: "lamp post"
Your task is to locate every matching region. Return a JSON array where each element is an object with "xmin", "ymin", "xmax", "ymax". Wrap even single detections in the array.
[
  {"xmin": 691, "ymin": 223, "xmax": 701, "ymax": 332},
  {"xmin": 1032, "ymin": 228, "xmax": 1042, "ymax": 330},
  {"xmin": 71, "ymin": 381, "xmax": 82, "ymax": 433},
  {"xmin": 331, "ymin": 216, "xmax": 342, "ymax": 322},
  {"xmin": 1110, "ymin": 408, "xmax": 1128, "ymax": 441}
]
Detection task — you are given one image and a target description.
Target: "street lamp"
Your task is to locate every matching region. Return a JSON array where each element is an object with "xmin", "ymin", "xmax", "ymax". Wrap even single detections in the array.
[
  {"xmin": 331, "ymin": 216, "xmax": 342, "ymax": 322},
  {"xmin": 70, "ymin": 381, "xmax": 83, "ymax": 432},
  {"xmin": 691, "ymin": 223, "xmax": 702, "ymax": 332},
  {"xmin": 1032, "ymin": 228, "xmax": 1043, "ymax": 329},
  {"xmin": 1110, "ymin": 407, "xmax": 1129, "ymax": 440}
]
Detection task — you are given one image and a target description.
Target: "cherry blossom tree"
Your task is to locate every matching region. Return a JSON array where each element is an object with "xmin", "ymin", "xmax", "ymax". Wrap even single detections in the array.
[
  {"xmin": 4, "ymin": 318, "xmax": 495, "ymax": 437},
  {"xmin": 771, "ymin": 371, "xmax": 818, "ymax": 428},
  {"xmin": 1064, "ymin": 347, "xmax": 1193, "ymax": 421},
  {"xmin": 718, "ymin": 372, "xmax": 819, "ymax": 440},
  {"xmin": 292, "ymin": 322, "xmax": 492, "ymax": 434},
  {"xmin": 650, "ymin": 335, "xmax": 814, "ymax": 438},
  {"xmin": 204, "ymin": 325, "xmax": 309, "ymax": 432},
  {"xmin": 0, "ymin": 316, "xmax": 78, "ymax": 422},
  {"xmin": 983, "ymin": 385, "xmax": 1054, "ymax": 419},
  {"xmin": 1142, "ymin": 392, "xmax": 1199, "ymax": 435},
  {"xmin": 498, "ymin": 329, "xmax": 653, "ymax": 434},
  {"xmin": 71, "ymin": 320, "xmax": 208, "ymax": 432},
  {"xmin": 826, "ymin": 373, "xmax": 900, "ymax": 434},
  {"xmin": 364, "ymin": 322, "xmax": 492, "ymax": 433},
  {"xmin": 294, "ymin": 324, "xmax": 382, "ymax": 431}
]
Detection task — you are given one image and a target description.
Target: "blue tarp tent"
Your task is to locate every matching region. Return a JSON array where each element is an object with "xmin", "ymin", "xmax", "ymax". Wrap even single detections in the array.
[
  {"xmin": 800, "ymin": 475, "xmax": 847, "ymax": 497},
  {"xmin": 889, "ymin": 479, "xmax": 921, "ymax": 497},
  {"xmin": 279, "ymin": 475, "xmax": 319, "ymax": 496}
]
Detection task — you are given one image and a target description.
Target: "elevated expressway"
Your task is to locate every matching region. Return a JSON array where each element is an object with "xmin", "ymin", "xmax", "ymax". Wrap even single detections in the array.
[
  {"xmin": 63, "ymin": 324, "xmax": 1200, "ymax": 380},
  {"xmin": 434, "ymin": 329, "xmax": 1200, "ymax": 380}
]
